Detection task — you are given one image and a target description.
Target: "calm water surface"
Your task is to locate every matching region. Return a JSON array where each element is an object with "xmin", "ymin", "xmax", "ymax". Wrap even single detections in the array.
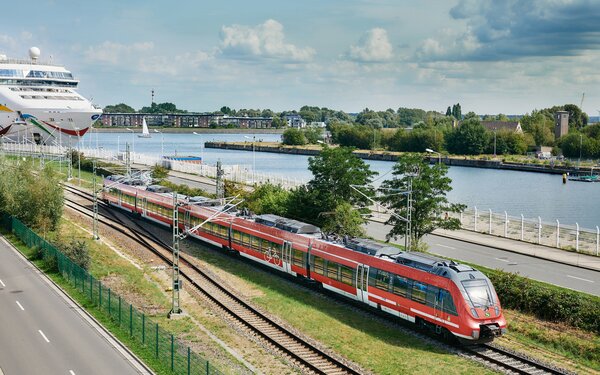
[{"xmin": 81, "ymin": 132, "xmax": 600, "ymax": 228}]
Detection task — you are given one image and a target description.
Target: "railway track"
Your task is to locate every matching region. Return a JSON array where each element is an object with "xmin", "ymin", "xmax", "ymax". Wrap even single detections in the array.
[
  {"xmin": 63, "ymin": 185, "xmax": 362, "ymax": 375},
  {"xmin": 63, "ymin": 184, "xmax": 571, "ymax": 375},
  {"xmin": 466, "ymin": 343, "xmax": 568, "ymax": 375}
]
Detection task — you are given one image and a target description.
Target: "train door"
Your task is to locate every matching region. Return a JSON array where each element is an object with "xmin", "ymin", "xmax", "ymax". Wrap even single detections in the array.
[
  {"xmin": 117, "ymin": 190, "xmax": 122, "ymax": 206},
  {"xmin": 357, "ymin": 265, "xmax": 370, "ymax": 303},
  {"xmin": 282, "ymin": 241, "xmax": 292, "ymax": 273},
  {"xmin": 434, "ymin": 289, "xmax": 443, "ymax": 334},
  {"xmin": 141, "ymin": 197, "xmax": 147, "ymax": 217}
]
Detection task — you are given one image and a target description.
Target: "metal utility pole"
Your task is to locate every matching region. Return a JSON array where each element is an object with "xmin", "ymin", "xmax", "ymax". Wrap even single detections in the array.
[
  {"xmin": 405, "ymin": 177, "xmax": 413, "ymax": 252},
  {"xmin": 216, "ymin": 160, "xmax": 224, "ymax": 199},
  {"xmin": 67, "ymin": 148, "xmax": 73, "ymax": 180},
  {"xmin": 125, "ymin": 142, "xmax": 131, "ymax": 176},
  {"xmin": 92, "ymin": 159, "xmax": 99, "ymax": 240},
  {"xmin": 170, "ymin": 192, "xmax": 182, "ymax": 317}
]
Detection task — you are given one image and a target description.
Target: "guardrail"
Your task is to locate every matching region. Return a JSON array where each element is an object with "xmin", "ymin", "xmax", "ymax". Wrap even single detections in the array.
[
  {"xmin": 452, "ymin": 208, "xmax": 600, "ymax": 256},
  {"xmin": 2, "ymin": 215, "xmax": 223, "ymax": 375}
]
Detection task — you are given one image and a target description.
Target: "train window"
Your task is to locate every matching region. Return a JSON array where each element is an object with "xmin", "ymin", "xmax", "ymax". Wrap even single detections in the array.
[
  {"xmin": 375, "ymin": 270, "xmax": 391, "ymax": 291},
  {"xmin": 368, "ymin": 267, "xmax": 378, "ymax": 287},
  {"xmin": 340, "ymin": 265, "xmax": 356, "ymax": 286},
  {"xmin": 293, "ymin": 249, "xmax": 305, "ymax": 267},
  {"xmin": 411, "ymin": 282, "xmax": 427, "ymax": 304},
  {"xmin": 391, "ymin": 275, "xmax": 409, "ymax": 297},
  {"xmin": 326, "ymin": 260, "xmax": 339, "ymax": 280},
  {"xmin": 251, "ymin": 236, "xmax": 261, "ymax": 251},
  {"xmin": 312, "ymin": 256, "xmax": 324, "ymax": 275},
  {"xmin": 242, "ymin": 233, "xmax": 250, "ymax": 245},
  {"xmin": 232, "ymin": 230, "xmax": 241, "ymax": 244},
  {"xmin": 438, "ymin": 289, "xmax": 458, "ymax": 315},
  {"xmin": 426, "ymin": 285, "xmax": 438, "ymax": 307}
]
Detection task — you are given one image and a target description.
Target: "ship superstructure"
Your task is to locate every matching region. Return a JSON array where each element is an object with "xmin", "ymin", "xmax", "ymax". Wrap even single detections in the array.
[{"xmin": 0, "ymin": 47, "xmax": 101, "ymax": 145}]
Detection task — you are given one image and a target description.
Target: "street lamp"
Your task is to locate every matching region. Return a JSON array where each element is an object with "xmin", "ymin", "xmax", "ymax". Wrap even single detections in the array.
[
  {"xmin": 425, "ymin": 148, "xmax": 441, "ymax": 164},
  {"xmin": 579, "ymin": 133, "xmax": 583, "ymax": 166},
  {"xmin": 154, "ymin": 129, "xmax": 164, "ymax": 157},
  {"xmin": 192, "ymin": 131, "xmax": 204, "ymax": 162},
  {"xmin": 244, "ymin": 135, "xmax": 256, "ymax": 182},
  {"xmin": 125, "ymin": 128, "xmax": 135, "ymax": 155},
  {"xmin": 493, "ymin": 128, "xmax": 497, "ymax": 158}
]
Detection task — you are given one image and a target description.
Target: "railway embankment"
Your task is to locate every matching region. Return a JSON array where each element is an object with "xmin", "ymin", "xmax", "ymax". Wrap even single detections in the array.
[{"xmin": 205, "ymin": 141, "xmax": 597, "ymax": 175}]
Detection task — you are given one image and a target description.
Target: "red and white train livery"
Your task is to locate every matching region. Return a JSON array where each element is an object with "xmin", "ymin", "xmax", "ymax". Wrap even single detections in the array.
[{"xmin": 103, "ymin": 181, "xmax": 507, "ymax": 343}]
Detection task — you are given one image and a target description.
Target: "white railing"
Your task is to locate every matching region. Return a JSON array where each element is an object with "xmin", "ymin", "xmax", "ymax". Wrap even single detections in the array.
[
  {"xmin": 454, "ymin": 207, "xmax": 599, "ymax": 256},
  {"xmin": 0, "ymin": 143, "xmax": 305, "ymax": 190}
]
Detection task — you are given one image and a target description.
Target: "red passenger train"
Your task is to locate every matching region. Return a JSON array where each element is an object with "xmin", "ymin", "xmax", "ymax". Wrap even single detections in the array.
[{"xmin": 103, "ymin": 181, "xmax": 507, "ymax": 343}]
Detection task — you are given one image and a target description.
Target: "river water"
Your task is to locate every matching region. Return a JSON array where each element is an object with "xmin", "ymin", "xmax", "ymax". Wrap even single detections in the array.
[{"xmin": 81, "ymin": 132, "xmax": 600, "ymax": 229}]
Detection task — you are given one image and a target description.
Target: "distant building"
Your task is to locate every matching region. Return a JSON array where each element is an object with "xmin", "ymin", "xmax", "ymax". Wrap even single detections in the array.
[
  {"xmin": 554, "ymin": 111, "xmax": 569, "ymax": 139},
  {"xmin": 481, "ymin": 121, "xmax": 523, "ymax": 133},
  {"xmin": 284, "ymin": 114, "xmax": 306, "ymax": 128},
  {"xmin": 309, "ymin": 121, "xmax": 327, "ymax": 128},
  {"xmin": 100, "ymin": 113, "xmax": 272, "ymax": 128}
]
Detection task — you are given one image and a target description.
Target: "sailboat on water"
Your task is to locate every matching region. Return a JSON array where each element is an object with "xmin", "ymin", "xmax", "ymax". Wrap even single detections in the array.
[{"xmin": 138, "ymin": 118, "xmax": 151, "ymax": 138}]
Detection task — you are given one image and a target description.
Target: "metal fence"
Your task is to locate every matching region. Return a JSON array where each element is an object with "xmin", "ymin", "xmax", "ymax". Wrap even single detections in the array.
[
  {"xmin": 4, "ymin": 215, "xmax": 223, "ymax": 375},
  {"xmin": 0, "ymin": 142, "xmax": 304, "ymax": 189},
  {"xmin": 452, "ymin": 207, "xmax": 600, "ymax": 256}
]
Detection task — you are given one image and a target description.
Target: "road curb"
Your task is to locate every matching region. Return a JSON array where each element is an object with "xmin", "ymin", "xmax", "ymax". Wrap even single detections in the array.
[
  {"xmin": 0, "ymin": 235, "xmax": 155, "ymax": 375},
  {"xmin": 430, "ymin": 231, "xmax": 600, "ymax": 273}
]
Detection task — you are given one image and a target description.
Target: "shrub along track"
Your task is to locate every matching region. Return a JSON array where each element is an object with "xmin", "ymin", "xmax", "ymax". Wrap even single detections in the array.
[
  {"xmin": 63, "ymin": 184, "xmax": 572, "ymax": 375},
  {"xmin": 63, "ymin": 185, "xmax": 363, "ymax": 375}
]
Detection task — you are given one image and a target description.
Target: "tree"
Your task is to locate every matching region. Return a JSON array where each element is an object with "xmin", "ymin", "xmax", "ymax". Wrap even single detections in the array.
[
  {"xmin": 445, "ymin": 106, "xmax": 452, "ymax": 117},
  {"xmin": 451, "ymin": 103, "xmax": 462, "ymax": 119},
  {"xmin": 103, "ymin": 103, "xmax": 135, "ymax": 113},
  {"xmin": 303, "ymin": 127, "xmax": 323, "ymax": 144},
  {"xmin": 380, "ymin": 154, "xmax": 465, "ymax": 249},
  {"xmin": 0, "ymin": 161, "xmax": 63, "ymax": 233},
  {"xmin": 445, "ymin": 118, "xmax": 488, "ymax": 155},
  {"xmin": 220, "ymin": 106, "xmax": 232, "ymax": 115},
  {"xmin": 282, "ymin": 128, "xmax": 307, "ymax": 145},
  {"xmin": 287, "ymin": 146, "xmax": 376, "ymax": 235},
  {"xmin": 244, "ymin": 183, "xmax": 290, "ymax": 216}
]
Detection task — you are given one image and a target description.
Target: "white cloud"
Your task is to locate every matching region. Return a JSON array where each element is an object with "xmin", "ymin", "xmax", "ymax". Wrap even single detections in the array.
[
  {"xmin": 348, "ymin": 28, "xmax": 393, "ymax": 62},
  {"xmin": 220, "ymin": 19, "xmax": 315, "ymax": 62}
]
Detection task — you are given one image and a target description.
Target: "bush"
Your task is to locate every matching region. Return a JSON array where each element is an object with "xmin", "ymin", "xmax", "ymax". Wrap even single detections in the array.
[
  {"xmin": 282, "ymin": 128, "xmax": 307, "ymax": 145},
  {"xmin": 60, "ymin": 240, "xmax": 91, "ymax": 270},
  {"xmin": 151, "ymin": 164, "xmax": 170, "ymax": 180},
  {"xmin": 42, "ymin": 251, "xmax": 58, "ymax": 272},
  {"xmin": 490, "ymin": 270, "xmax": 600, "ymax": 333}
]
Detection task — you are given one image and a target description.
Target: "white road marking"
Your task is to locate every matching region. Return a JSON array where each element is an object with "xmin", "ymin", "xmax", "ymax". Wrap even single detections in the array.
[
  {"xmin": 494, "ymin": 258, "xmax": 510, "ymax": 263},
  {"xmin": 0, "ymin": 279, "xmax": 5, "ymax": 287},
  {"xmin": 38, "ymin": 330, "xmax": 50, "ymax": 343},
  {"xmin": 436, "ymin": 244, "xmax": 456, "ymax": 249},
  {"xmin": 69, "ymin": 370, "xmax": 76, "ymax": 375},
  {"xmin": 15, "ymin": 300, "xmax": 24, "ymax": 310},
  {"xmin": 566, "ymin": 275, "xmax": 594, "ymax": 283}
]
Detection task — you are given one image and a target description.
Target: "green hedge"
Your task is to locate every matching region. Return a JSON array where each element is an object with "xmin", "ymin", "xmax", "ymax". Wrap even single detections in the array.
[{"xmin": 489, "ymin": 270, "xmax": 600, "ymax": 334}]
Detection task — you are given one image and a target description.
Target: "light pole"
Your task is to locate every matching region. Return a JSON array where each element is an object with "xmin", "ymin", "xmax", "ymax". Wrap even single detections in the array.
[
  {"xmin": 493, "ymin": 128, "xmax": 497, "ymax": 158},
  {"xmin": 125, "ymin": 128, "xmax": 135, "ymax": 155},
  {"xmin": 192, "ymin": 131, "xmax": 204, "ymax": 162},
  {"xmin": 579, "ymin": 133, "xmax": 583, "ymax": 166},
  {"xmin": 425, "ymin": 148, "xmax": 441, "ymax": 164},
  {"xmin": 244, "ymin": 135, "xmax": 256, "ymax": 183},
  {"xmin": 154, "ymin": 129, "xmax": 164, "ymax": 157}
]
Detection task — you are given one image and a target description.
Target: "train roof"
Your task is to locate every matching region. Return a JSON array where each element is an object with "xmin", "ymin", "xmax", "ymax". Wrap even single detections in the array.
[
  {"xmin": 344, "ymin": 238, "xmax": 399, "ymax": 257},
  {"xmin": 254, "ymin": 214, "xmax": 321, "ymax": 235}
]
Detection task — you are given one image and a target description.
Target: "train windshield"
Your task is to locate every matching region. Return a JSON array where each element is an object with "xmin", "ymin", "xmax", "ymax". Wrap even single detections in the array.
[{"xmin": 461, "ymin": 279, "xmax": 494, "ymax": 308}]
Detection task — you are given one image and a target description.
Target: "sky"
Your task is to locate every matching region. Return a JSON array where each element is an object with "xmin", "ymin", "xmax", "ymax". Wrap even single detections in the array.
[{"xmin": 1, "ymin": 0, "xmax": 600, "ymax": 116}]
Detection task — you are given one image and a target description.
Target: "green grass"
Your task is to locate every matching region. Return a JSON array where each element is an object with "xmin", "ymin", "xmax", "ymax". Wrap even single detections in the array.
[{"xmin": 184, "ymin": 241, "xmax": 494, "ymax": 375}]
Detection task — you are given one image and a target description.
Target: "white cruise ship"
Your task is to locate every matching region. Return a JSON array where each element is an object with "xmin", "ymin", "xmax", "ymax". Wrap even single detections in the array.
[{"xmin": 0, "ymin": 47, "xmax": 101, "ymax": 145}]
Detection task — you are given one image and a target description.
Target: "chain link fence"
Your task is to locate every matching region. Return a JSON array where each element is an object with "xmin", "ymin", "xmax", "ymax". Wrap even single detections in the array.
[
  {"xmin": 452, "ymin": 208, "xmax": 600, "ymax": 256},
  {"xmin": 3, "ymin": 215, "xmax": 223, "ymax": 375}
]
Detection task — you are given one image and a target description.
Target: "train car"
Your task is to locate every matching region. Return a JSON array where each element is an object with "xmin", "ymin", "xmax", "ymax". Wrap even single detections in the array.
[{"xmin": 102, "ymin": 181, "xmax": 506, "ymax": 343}]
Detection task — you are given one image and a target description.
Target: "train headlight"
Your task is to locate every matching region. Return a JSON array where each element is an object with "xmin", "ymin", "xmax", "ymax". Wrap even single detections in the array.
[
  {"xmin": 470, "ymin": 308, "xmax": 479, "ymax": 318},
  {"xmin": 472, "ymin": 330, "xmax": 480, "ymax": 339},
  {"xmin": 494, "ymin": 306, "xmax": 500, "ymax": 316}
]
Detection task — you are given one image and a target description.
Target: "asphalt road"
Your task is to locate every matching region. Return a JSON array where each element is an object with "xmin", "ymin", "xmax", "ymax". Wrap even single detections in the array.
[
  {"xmin": 366, "ymin": 221, "xmax": 600, "ymax": 296},
  {"xmin": 0, "ymin": 237, "xmax": 147, "ymax": 375}
]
